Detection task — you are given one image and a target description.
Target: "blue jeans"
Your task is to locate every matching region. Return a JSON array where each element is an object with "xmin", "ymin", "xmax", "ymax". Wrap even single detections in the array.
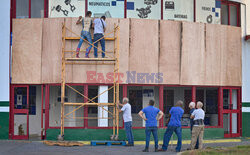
[
  {"xmin": 124, "ymin": 121, "xmax": 134, "ymax": 144},
  {"xmin": 93, "ymin": 33, "xmax": 105, "ymax": 58},
  {"xmin": 77, "ymin": 30, "xmax": 92, "ymax": 55},
  {"xmin": 145, "ymin": 126, "xmax": 158, "ymax": 149},
  {"xmin": 162, "ymin": 126, "xmax": 182, "ymax": 152},
  {"xmin": 191, "ymin": 125, "xmax": 199, "ymax": 149}
]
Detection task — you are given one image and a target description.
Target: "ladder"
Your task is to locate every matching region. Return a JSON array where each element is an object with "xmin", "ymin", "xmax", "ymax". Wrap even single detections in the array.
[{"xmin": 59, "ymin": 18, "xmax": 120, "ymax": 141}]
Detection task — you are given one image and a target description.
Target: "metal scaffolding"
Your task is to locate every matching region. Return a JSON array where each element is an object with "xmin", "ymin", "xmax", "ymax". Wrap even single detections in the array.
[{"xmin": 59, "ymin": 19, "xmax": 120, "ymax": 140}]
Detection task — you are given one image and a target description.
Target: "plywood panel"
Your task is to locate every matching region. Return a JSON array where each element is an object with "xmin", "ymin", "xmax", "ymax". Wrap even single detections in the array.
[
  {"xmin": 205, "ymin": 24, "xmax": 221, "ymax": 85},
  {"xmin": 220, "ymin": 26, "xmax": 242, "ymax": 86},
  {"xmin": 159, "ymin": 20, "xmax": 181, "ymax": 85},
  {"xmin": 180, "ymin": 22, "xmax": 205, "ymax": 85},
  {"xmin": 129, "ymin": 19, "xmax": 159, "ymax": 84},
  {"xmin": 118, "ymin": 18, "xmax": 130, "ymax": 84},
  {"xmin": 41, "ymin": 18, "xmax": 64, "ymax": 83},
  {"xmin": 12, "ymin": 19, "xmax": 43, "ymax": 84}
]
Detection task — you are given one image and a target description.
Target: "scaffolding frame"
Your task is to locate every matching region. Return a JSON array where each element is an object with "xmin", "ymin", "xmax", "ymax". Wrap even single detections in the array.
[{"xmin": 60, "ymin": 19, "xmax": 120, "ymax": 140}]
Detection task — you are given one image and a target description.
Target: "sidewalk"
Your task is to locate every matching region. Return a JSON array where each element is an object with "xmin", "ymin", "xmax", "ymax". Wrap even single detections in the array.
[{"xmin": 0, "ymin": 138, "xmax": 249, "ymax": 155}]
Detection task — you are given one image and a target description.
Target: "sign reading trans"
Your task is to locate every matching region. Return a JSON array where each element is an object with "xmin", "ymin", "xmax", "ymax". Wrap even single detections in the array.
[
  {"xmin": 127, "ymin": 0, "xmax": 161, "ymax": 19},
  {"xmin": 163, "ymin": 0, "xmax": 194, "ymax": 21},
  {"xmin": 88, "ymin": 0, "xmax": 124, "ymax": 18},
  {"xmin": 49, "ymin": 0, "xmax": 85, "ymax": 17},
  {"xmin": 196, "ymin": 0, "xmax": 221, "ymax": 24}
]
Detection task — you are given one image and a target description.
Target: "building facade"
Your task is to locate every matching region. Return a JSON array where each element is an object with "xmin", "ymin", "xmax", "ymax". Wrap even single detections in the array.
[{"xmin": 0, "ymin": 0, "xmax": 249, "ymax": 140}]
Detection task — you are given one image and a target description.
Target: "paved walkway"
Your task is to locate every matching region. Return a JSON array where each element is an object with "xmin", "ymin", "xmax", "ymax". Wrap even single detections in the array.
[{"xmin": 0, "ymin": 139, "xmax": 250, "ymax": 155}]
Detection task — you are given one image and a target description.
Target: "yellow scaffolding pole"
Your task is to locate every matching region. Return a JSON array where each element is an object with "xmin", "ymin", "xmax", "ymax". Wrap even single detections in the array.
[{"xmin": 60, "ymin": 20, "xmax": 120, "ymax": 140}]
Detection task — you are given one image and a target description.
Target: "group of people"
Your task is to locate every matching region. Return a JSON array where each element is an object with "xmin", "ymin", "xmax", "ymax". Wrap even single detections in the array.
[
  {"xmin": 117, "ymin": 97, "xmax": 205, "ymax": 152},
  {"xmin": 76, "ymin": 11, "xmax": 106, "ymax": 58}
]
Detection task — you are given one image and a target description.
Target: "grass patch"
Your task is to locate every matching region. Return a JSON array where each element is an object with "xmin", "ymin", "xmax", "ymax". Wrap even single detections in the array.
[{"xmin": 181, "ymin": 145, "xmax": 250, "ymax": 155}]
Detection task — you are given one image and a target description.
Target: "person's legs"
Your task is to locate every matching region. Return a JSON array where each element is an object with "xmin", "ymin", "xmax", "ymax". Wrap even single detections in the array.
[
  {"xmin": 198, "ymin": 126, "xmax": 204, "ymax": 149},
  {"xmin": 145, "ymin": 127, "xmax": 151, "ymax": 149},
  {"xmin": 76, "ymin": 31, "xmax": 85, "ymax": 57},
  {"xmin": 124, "ymin": 122, "xmax": 132, "ymax": 144},
  {"xmin": 162, "ymin": 126, "xmax": 174, "ymax": 150},
  {"xmin": 195, "ymin": 136, "xmax": 199, "ymax": 149},
  {"xmin": 127, "ymin": 121, "xmax": 133, "ymax": 144},
  {"xmin": 190, "ymin": 126, "xmax": 201, "ymax": 150},
  {"xmin": 152, "ymin": 127, "xmax": 158, "ymax": 149},
  {"xmin": 175, "ymin": 126, "xmax": 182, "ymax": 152},
  {"xmin": 100, "ymin": 34, "xmax": 105, "ymax": 58},
  {"xmin": 85, "ymin": 32, "xmax": 93, "ymax": 57},
  {"xmin": 93, "ymin": 34, "xmax": 99, "ymax": 58}
]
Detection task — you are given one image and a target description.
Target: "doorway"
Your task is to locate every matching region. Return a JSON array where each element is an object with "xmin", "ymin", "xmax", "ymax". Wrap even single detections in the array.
[{"xmin": 222, "ymin": 88, "xmax": 241, "ymax": 138}]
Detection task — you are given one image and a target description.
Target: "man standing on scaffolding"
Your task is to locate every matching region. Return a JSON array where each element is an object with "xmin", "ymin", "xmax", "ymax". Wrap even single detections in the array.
[
  {"xmin": 93, "ymin": 16, "xmax": 106, "ymax": 58},
  {"xmin": 76, "ymin": 11, "xmax": 93, "ymax": 58}
]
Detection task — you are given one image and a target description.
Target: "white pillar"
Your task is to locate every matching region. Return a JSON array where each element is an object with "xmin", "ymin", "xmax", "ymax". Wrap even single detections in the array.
[{"xmin": 98, "ymin": 86, "xmax": 108, "ymax": 127}]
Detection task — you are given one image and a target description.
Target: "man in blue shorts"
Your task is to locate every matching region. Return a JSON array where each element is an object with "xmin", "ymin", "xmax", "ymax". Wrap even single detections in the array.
[{"xmin": 138, "ymin": 100, "xmax": 164, "ymax": 152}]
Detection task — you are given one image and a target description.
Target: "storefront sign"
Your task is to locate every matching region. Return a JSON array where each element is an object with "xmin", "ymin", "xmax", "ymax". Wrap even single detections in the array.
[
  {"xmin": 88, "ymin": 0, "xmax": 124, "ymax": 18},
  {"xmin": 49, "ymin": 0, "xmax": 85, "ymax": 17},
  {"xmin": 163, "ymin": 0, "xmax": 194, "ymax": 21},
  {"xmin": 196, "ymin": 0, "xmax": 221, "ymax": 24},
  {"xmin": 127, "ymin": 0, "xmax": 161, "ymax": 19}
]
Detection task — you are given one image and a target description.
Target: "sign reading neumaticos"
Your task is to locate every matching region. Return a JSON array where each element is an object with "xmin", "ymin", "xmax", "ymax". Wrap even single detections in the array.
[{"xmin": 88, "ymin": 0, "xmax": 124, "ymax": 18}]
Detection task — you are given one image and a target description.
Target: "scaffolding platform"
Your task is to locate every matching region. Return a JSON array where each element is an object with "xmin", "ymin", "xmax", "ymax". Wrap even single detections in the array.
[{"xmin": 91, "ymin": 140, "xmax": 126, "ymax": 146}]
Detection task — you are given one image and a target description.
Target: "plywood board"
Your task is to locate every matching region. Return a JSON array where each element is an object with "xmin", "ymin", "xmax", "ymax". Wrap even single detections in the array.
[
  {"xmin": 159, "ymin": 20, "xmax": 181, "ymax": 85},
  {"xmin": 12, "ymin": 19, "xmax": 43, "ymax": 84},
  {"xmin": 204, "ymin": 24, "xmax": 221, "ymax": 85},
  {"xmin": 180, "ymin": 22, "xmax": 205, "ymax": 85},
  {"xmin": 129, "ymin": 19, "xmax": 159, "ymax": 84},
  {"xmin": 118, "ymin": 18, "xmax": 130, "ymax": 84},
  {"xmin": 220, "ymin": 25, "xmax": 242, "ymax": 86},
  {"xmin": 41, "ymin": 18, "xmax": 64, "ymax": 83}
]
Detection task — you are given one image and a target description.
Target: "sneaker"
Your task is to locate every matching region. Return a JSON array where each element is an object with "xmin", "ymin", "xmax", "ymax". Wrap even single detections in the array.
[
  {"xmin": 85, "ymin": 54, "xmax": 89, "ymax": 58},
  {"xmin": 155, "ymin": 148, "xmax": 159, "ymax": 152},
  {"xmin": 142, "ymin": 148, "xmax": 149, "ymax": 152},
  {"xmin": 76, "ymin": 52, "xmax": 80, "ymax": 58}
]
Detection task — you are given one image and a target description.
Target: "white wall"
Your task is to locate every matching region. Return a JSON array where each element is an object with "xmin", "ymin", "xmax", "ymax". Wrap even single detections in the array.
[
  {"xmin": 241, "ymin": 1, "xmax": 250, "ymax": 103},
  {"xmin": 0, "ymin": 0, "xmax": 10, "ymax": 102}
]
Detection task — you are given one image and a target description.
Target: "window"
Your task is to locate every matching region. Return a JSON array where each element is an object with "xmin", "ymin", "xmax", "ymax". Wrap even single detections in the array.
[
  {"xmin": 196, "ymin": 87, "xmax": 219, "ymax": 126},
  {"xmin": 128, "ymin": 86, "xmax": 159, "ymax": 127},
  {"xmin": 49, "ymin": 85, "xmax": 84, "ymax": 127},
  {"xmin": 13, "ymin": 0, "xmax": 47, "ymax": 18},
  {"xmin": 221, "ymin": 0, "xmax": 240, "ymax": 26},
  {"xmin": 163, "ymin": 87, "xmax": 192, "ymax": 127}
]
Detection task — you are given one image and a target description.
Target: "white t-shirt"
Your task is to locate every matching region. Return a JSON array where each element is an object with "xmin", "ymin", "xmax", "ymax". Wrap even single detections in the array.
[
  {"xmin": 192, "ymin": 108, "xmax": 205, "ymax": 121},
  {"xmin": 93, "ymin": 18, "xmax": 106, "ymax": 34},
  {"xmin": 121, "ymin": 103, "xmax": 132, "ymax": 122}
]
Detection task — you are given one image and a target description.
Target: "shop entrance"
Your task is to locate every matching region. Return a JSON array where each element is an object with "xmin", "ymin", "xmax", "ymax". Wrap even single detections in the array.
[
  {"xmin": 222, "ymin": 88, "xmax": 241, "ymax": 138},
  {"xmin": 11, "ymin": 86, "xmax": 29, "ymax": 139}
]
